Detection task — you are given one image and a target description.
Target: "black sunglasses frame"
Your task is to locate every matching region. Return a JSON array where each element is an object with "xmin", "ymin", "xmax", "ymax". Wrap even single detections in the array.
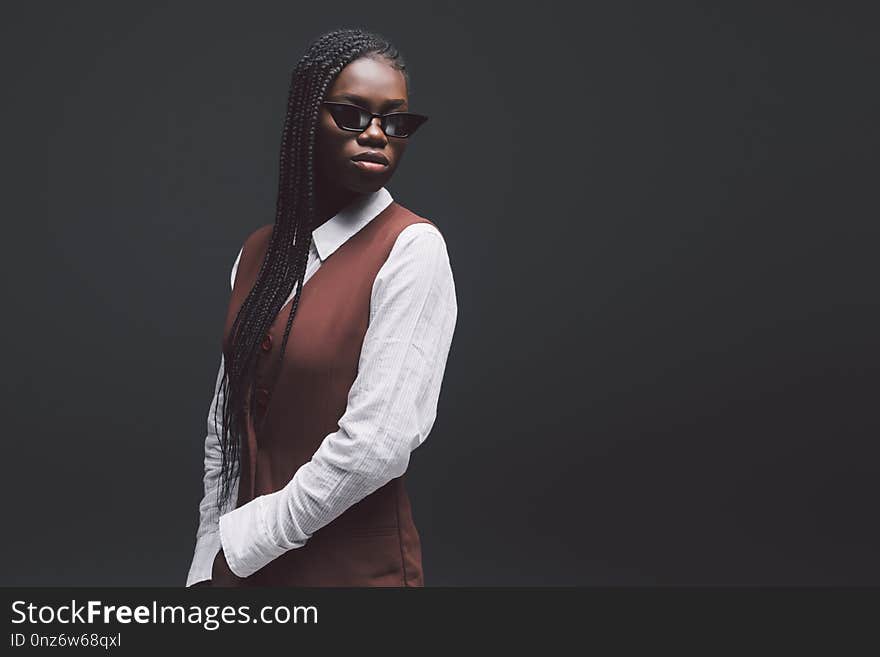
[{"xmin": 321, "ymin": 101, "xmax": 429, "ymax": 138}]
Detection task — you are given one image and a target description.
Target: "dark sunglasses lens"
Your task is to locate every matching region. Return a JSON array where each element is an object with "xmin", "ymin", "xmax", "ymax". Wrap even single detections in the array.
[
  {"xmin": 330, "ymin": 105, "xmax": 367, "ymax": 130},
  {"xmin": 385, "ymin": 114, "xmax": 425, "ymax": 138}
]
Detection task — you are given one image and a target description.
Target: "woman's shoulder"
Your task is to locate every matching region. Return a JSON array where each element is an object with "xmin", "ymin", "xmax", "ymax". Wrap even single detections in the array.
[
  {"xmin": 386, "ymin": 202, "xmax": 448, "ymax": 245},
  {"xmin": 382, "ymin": 209, "xmax": 454, "ymax": 281},
  {"xmin": 238, "ymin": 223, "xmax": 275, "ymax": 264},
  {"xmin": 394, "ymin": 221, "xmax": 448, "ymax": 253},
  {"xmin": 241, "ymin": 223, "xmax": 274, "ymax": 251},
  {"xmin": 229, "ymin": 223, "xmax": 274, "ymax": 290}
]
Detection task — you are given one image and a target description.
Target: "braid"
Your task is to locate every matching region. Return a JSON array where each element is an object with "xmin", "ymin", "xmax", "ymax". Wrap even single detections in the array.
[{"xmin": 213, "ymin": 27, "xmax": 410, "ymax": 515}]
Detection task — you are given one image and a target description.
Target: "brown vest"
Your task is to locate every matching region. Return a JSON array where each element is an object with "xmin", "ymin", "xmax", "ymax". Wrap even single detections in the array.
[{"xmin": 221, "ymin": 201, "xmax": 432, "ymax": 587}]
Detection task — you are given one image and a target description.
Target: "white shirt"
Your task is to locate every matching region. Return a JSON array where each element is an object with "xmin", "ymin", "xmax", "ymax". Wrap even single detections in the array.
[{"xmin": 186, "ymin": 186, "xmax": 458, "ymax": 586}]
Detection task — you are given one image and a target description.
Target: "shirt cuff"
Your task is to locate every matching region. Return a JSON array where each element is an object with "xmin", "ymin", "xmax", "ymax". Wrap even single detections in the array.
[
  {"xmin": 186, "ymin": 530, "xmax": 221, "ymax": 587},
  {"xmin": 218, "ymin": 494, "xmax": 288, "ymax": 578}
]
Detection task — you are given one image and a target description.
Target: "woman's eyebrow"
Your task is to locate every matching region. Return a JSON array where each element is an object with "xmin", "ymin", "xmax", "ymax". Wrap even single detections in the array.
[{"xmin": 333, "ymin": 93, "xmax": 406, "ymax": 110}]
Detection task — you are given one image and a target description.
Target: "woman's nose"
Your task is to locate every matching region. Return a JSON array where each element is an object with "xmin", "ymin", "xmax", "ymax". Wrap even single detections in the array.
[{"xmin": 359, "ymin": 117, "xmax": 388, "ymax": 143}]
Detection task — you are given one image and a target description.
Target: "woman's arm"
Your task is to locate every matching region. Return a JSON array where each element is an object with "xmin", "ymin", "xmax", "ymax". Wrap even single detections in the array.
[
  {"xmin": 217, "ymin": 223, "xmax": 458, "ymax": 578},
  {"xmin": 184, "ymin": 356, "xmax": 233, "ymax": 587},
  {"xmin": 185, "ymin": 250, "xmax": 244, "ymax": 587}
]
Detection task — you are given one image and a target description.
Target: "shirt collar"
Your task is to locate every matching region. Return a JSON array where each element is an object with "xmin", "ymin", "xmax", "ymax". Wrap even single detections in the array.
[{"xmin": 311, "ymin": 186, "xmax": 394, "ymax": 262}]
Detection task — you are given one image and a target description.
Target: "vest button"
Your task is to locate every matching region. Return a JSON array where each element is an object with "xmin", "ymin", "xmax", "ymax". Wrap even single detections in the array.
[
  {"xmin": 261, "ymin": 334, "xmax": 272, "ymax": 351},
  {"xmin": 255, "ymin": 387, "xmax": 270, "ymax": 408}
]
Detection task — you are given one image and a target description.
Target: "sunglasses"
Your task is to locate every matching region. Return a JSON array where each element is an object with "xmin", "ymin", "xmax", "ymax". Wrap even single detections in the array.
[{"xmin": 322, "ymin": 101, "xmax": 429, "ymax": 138}]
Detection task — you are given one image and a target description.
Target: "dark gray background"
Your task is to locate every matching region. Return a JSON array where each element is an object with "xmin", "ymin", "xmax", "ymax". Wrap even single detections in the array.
[{"xmin": 3, "ymin": 1, "xmax": 877, "ymax": 585}]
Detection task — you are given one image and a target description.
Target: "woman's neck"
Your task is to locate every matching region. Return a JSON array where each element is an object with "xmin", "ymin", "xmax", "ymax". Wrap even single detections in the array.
[{"xmin": 313, "ymin": 181, "xmax": 363, "ymax": 230}]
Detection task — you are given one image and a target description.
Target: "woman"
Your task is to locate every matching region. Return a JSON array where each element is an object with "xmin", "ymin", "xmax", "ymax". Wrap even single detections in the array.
[{"xmin": 185, "ymin": 27, "xmax": 457, "ymax": 587}]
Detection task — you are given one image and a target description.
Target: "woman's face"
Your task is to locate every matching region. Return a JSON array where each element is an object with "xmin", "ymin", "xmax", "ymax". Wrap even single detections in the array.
[{"xmin": 315, "ymin": 56, "xmax": 411, "ymax": 195}]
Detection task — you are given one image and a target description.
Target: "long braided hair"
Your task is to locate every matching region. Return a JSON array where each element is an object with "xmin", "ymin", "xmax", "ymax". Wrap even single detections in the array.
[{"xmin": 213, "ymin": 27, "xmax": 410, "ymax": 515}]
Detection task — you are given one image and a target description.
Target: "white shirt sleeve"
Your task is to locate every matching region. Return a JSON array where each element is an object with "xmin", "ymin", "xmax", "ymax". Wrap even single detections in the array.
[
  {"xmin": 229, "ymin": 247, "xmax": 242, "ymax": 290},
  {"xmin": 185, "ymin": 250, "xmax": 243, "ymax": 586},
  {"xmin": 217, "ymin": 223, "xmax": 458, "ymax": 578}
]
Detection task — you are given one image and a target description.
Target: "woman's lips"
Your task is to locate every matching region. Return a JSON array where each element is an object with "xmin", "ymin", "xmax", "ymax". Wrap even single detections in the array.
[{"xmin": 351, "ymin": 159, "xmax": 389, "ymax": 173}]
